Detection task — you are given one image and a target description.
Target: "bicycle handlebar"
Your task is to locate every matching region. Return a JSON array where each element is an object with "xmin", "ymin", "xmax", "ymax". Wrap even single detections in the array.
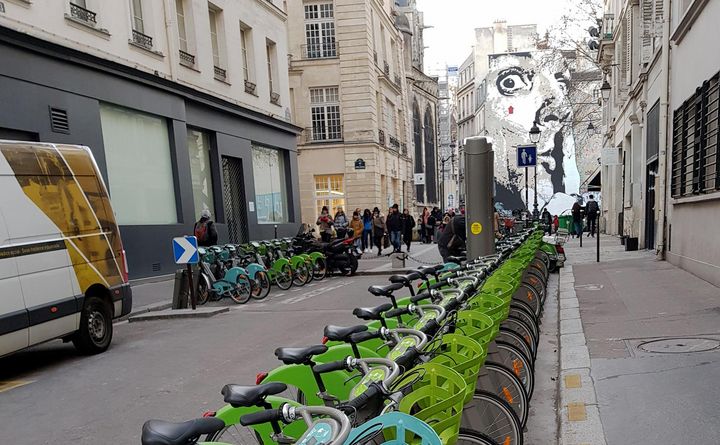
[{"xmin": 240, "ymin": 408, "xmax": 284, "ymax": 427}]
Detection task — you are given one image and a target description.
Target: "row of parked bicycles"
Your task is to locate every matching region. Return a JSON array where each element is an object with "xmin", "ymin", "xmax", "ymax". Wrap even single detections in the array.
[
  {"xmin": 189, "ymin": 228, "xmax": 360, "ymax": 305},
  {"xmin": 150, "ymin": 228, "xmax": 556, "ymax": 445}
]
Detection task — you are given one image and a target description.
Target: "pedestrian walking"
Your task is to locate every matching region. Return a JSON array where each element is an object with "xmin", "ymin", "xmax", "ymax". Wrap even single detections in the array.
[
  {"xmin": 571, "ymin": 200, "xmax": 583, "ymax": 238},
  {"xmin": 426, "ymin": 210, "xmax": 437, "ymax": 244},
  {"xmin": 401, "ymin": 209, "xmax": 415, "ymax": 252},
  {"xmin": 420, "ymin": 207, "xmax": 430, "ymax": 243},
  {"xmin": 194, "ymin": 209, "xmax": 218, "ymax": 247},
  {"xmin": 553, "ymin": 214, "xmax": 559, "ymax": 233},
  {"xmin": 541, "ymin": 208, "xmax": 553, "ymax": 235},
  {"xmin": 362, "ymin": 208, "xmax": 373, "ymax": 252},
  {"xmin": 431, "ymin": 207, "xmax": 442, "ymax": 242},
  {"xmin": 586, "ymin": 194, "xmax": 599, "ymax": 237},
  {"xmin": 386, "ymin": 204, "xmax": 403, "ymax": 253},
  {"xmin": 316, "ymin": 206, "xmax": 334, "ymax": 242},
  {"xmin": 349, "ymin": 211, "xmax": 364, "ymax": 254},
  {"xmin": 372, "ymin": 207, "xmax": 386, "ymax": 256}
]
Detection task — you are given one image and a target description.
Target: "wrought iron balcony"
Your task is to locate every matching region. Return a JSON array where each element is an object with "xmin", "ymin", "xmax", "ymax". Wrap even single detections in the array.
[
  {"xmin": 214, "ymin": 66, "xmax": 227, "ymax": 81},
  {"xmin": 244, "ymin": 80, "xmax": 256, "ymax": 94},
  {"xmin": 389, "ymin": 135, "xmax": 401, "ymax": 150},
  {"xmin": 401, "ymin": 142, "xmax": 407, "ymax": 155},
  {"xmin": 132, "ymin": 29, "xmax": 153, "ymax": 50},
  {"xmin": 70, "ymin": 2, "xmax": 97, "ymax": 25},
  {"xmin": 383, "ymin": 61, "xmax": 390, "ymax": 76},
  {"xmin": 301, "ymin": 42, "xmax": 337, "ymax": 59},
  {"xmin": 270, "ymin": 92, "xmax": 280, "ymax": 105},
  {"xmin": 394, "ymin": 74, "xmax": 402, "ymax": 88},
  {"xmin": 304, "ymin": 126, "xmax": 343, "ymax": 143},
  {"xmin": 179, "ymin": 50, "xmax": 195, "ymax": 66},
  {"xmin": 378, "ymin": 129, "xmax": 386, "ymax": 146}
]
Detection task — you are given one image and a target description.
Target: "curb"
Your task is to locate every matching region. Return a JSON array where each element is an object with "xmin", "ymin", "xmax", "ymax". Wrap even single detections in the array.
[
  {"xmin": 117, "ymin": 301, "xmax": 173, "ymax": 323},
  {"xmin": 557, "ymin": 265, "xmax": 608, "ymax": 445},
  {"xmin": 128, "ymin": 307, "xmax": 229, "ymax": 322},
  {"xmin": 354, "ymin": 270, "xmax": 407, "ymax": 276}
]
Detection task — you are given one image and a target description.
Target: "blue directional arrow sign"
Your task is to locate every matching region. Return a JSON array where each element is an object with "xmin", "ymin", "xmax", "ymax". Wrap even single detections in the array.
[
  {"xmin": 517, "ymin": 145, "xmax": 537, "ymax": 168},
  {"xmin": 173, "ymin": 236, "xmax": 199, "ymax": 264}
]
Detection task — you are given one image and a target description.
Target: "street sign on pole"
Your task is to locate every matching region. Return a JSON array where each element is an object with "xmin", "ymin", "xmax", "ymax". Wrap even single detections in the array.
[
  {"xmin": 517, "ymin": 145, "xmax": 537, "ymax": 168},
  {"xmin": 172, "ymin": 236, "xmax": 199, "ymax": 310},
  {"xmin": 173, "ymin": 236, "xmax": 199, "ymax": 264}
]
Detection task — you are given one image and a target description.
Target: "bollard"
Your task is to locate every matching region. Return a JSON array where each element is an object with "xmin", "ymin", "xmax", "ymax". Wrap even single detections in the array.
[
  {"xmin": 464, "ymin": 137, "xmax": 496, "ymax": 260},
  {"xmin": 172, "ymin": 269, "xmax": 189, "ymax": 309},
  {"xmin": 391, "ymin": 252, "xmax": 407, "ymax": 269}
]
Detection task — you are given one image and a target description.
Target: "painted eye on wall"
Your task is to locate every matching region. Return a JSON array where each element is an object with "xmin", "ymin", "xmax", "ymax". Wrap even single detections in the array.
[{"xmin": 496, "ymin": 67, "xmax": 534, "ymax": 96}]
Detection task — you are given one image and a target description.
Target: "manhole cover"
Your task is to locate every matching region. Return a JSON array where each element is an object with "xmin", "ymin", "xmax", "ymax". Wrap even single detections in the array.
[{"xmin": 638, "ymin": 337, "xmax": 720, "ymax": 354}]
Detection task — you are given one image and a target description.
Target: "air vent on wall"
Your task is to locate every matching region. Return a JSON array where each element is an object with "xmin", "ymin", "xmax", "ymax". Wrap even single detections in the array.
[
  {"xmin": 151, "ymin": 263, "xmax": 161, "ymax": 272},
  {"xmin": 0, "ymin": 3, "xmax": 6, "ymax": 14},
  {"xmin": 49, "ymin": 107, "xmax": 70, "ymax": 134}
]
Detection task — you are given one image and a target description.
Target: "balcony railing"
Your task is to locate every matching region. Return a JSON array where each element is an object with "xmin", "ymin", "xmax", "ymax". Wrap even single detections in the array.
[
  {"xmin": 179, "ymin": 50, "xmax": 195, "ymax": 66},
  {"xmin": 270, "ymin": 92, "xmax": 280, "ymax": 105},
  {"xmin": 389, "ymin": 135, "xmax": 400, "ymax": 150},
  {"xmin": 301, "ymin": 42, "xmax": 338, "ymax": 59},
  {"xmin": 132, "ymin": 29, "xmax": 153, "ymax": 50},
  {"xmin": 394, "ymin": 74, "xmax": 402, "ymax": 88},
  {"xmin": 214, "ymin": 66, "xmax": 227, "ymax": 81},
  {"xmin": 305, "ymin": 126, "xmax": 343, "ymax": 143},
  {"xmin": 378, "ymin": 129, "xmax": 386, "ymax": 146},
  {"xmin": 70, "ymin": 2, "xmax": 97, "ymax": 25},
  {"xmin": 244, "ymin": 80, "xmax": 256, "ymax": 94},
  {"xmin": 383, "ymin": 61, "xmax": 390, "ymax": 76},
  {"xmin": 400, "ymin": 142, "xmax": 407, "ymax": 155}
]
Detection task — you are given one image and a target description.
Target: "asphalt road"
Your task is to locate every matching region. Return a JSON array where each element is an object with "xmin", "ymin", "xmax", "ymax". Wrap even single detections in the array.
[{"xmin": 0, "ymin": 275, "xmax": 389, "ymax": 445}]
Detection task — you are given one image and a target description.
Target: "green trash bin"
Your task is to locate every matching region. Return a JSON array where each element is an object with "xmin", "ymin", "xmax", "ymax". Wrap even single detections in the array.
[{"xmin": 558, "ymin": 215, "xmax": 572, "ymax": 231}]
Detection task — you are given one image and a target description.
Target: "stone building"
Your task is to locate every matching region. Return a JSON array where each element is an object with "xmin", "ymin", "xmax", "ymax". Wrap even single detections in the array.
[
  {"xmin": 288, "ymin": 0, "xmax": 438, "ymax": 222},
  {"xmin": 0, "ymin": 0, "xmax": 300, "ymax": 278}
]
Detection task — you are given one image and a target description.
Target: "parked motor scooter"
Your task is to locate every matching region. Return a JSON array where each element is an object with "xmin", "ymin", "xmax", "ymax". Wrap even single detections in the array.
[{"xmin": 305, "ymin": 228, "xmax": 359, "ymax": 276}]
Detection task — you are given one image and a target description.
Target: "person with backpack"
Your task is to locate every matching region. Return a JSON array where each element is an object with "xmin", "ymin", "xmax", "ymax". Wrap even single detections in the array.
[
  {"xmin": 194, "ymin": 209, "xmax": 218, "ymax": 247},
  {"xmin": 586, "ymin": 194, "xmax": 599, "ymax": 237},
  {"xmin": 437, "ymin": 215, "xmax": 466, "ymax": 262}
]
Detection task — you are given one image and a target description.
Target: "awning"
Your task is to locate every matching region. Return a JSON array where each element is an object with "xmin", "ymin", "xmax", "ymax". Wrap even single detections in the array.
[{"xmin": 587, "ymin": 170, "xmax": 601, "ymax": 191}]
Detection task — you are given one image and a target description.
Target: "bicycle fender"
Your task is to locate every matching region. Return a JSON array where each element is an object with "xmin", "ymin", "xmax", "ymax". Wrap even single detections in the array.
[
  {"xmin": 308, "ymin": 252, "xmax": 325, "ymax": 262},
  {"xmin": 289, "ymin": 256, "xmax": 306, "ymax": 268},
  {"xmin": 245, "ymin": 263, "xmax": 265, "ymax": 277},
  {"xmin": 272, "ymin": 259, "xmax": 290, "ymax": 271}
]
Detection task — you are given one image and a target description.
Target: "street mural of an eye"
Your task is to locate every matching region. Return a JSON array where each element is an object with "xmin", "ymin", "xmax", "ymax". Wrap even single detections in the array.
[{"xmin": 496, "ymin": 67, "xmax": 534, "ymax": 96}]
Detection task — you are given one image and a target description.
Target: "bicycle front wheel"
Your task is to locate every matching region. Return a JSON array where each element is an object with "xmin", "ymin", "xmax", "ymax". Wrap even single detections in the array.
[
  {"xmin": 251, "ymin": 271, "xmax": 271, "ymax": 300},
  {"xmin": 457, "ymin": 428, "xmax": 500, "ymax": 445},
  {"xmin": 274, "ymin": 264, "xmax": 293, "ymax": 290},
  {"xmin": 461, "ymin": 390, "xmax": 523, "ymax": 445},
  {"xmin": 313, "ymin": 257, "xmax": 327, "ymax": 280},
  {"xmin": 230, "ymin": 274, "xmax": 252, "ymax": 304},
  {"xmin": 292, "ymin": 263, "xmax": 310, "ymax": 287}
]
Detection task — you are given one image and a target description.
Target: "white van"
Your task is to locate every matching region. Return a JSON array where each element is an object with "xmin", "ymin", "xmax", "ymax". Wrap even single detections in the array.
[{"xmin": 0, "ymin": 141, "xmax": 131, "ymax": 357}]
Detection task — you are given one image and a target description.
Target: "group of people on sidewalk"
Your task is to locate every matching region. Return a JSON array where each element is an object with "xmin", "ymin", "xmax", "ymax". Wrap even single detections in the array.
[{"xmin": 316, "ymin": 204, "xmax": 416, "ymax": 256}]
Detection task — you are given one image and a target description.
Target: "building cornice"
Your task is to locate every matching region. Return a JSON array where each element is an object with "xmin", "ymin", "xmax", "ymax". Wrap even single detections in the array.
[
  {"xmin": 0, "ymin": 25, "xmax": 301, "ymax": 135},
  {"xmin": 254, "ymin": 0, "xmax": 288, "ymax": 22}
]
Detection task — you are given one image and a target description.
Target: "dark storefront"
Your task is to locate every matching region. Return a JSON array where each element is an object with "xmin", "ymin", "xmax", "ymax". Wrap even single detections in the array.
[{"xmin": 0, "ymin": 27, "xmax": 301, "ymax": 279}]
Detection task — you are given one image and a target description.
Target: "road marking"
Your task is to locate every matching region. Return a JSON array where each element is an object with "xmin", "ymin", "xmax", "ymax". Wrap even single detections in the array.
[
  {"xmin": 0, "ymin": 380, "xmax": 33, "ymax": 393},
  {"xmin": 564, "ymin": 374, "xmax": 582, "ymax": 388},
  {"xmin": 281, "ymin": 281, "xmax": 353, "ymax": 305},
  {"xmin": 567, "ymin": 402, "xmax": 587, "ymax": 421}
]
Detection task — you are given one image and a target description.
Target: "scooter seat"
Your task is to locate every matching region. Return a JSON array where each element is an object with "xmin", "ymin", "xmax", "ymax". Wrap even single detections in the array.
[
  {"xmin": 323, "ymin": 325, "xmax": 367, "ymax": 342},
  {"xmin": 368, "ymin": 282, "xmax": 404, "ymax": 297},
  {"xmin": 141, "ymin": 417, "xmax": 225, "ymax": 445},
  {"xmin": 353, "ymin": 303, "xmax": 393, "ymax": 321},
  {"xmin": 274, "ymin": 345, "xmax": 328, "ymax": 365},
  {"xmin": 389, "ymin": 271, "xmax": 423, "ymax": 285},
  {"xmin": 220, "ymin": 382, "xmax": 287, "ymax": 407}
]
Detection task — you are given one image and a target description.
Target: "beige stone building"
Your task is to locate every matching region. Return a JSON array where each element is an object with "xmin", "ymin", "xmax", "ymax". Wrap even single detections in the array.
[{"xmin": 287, "ymin": 0, "xmax": 439, "ymax": 223}]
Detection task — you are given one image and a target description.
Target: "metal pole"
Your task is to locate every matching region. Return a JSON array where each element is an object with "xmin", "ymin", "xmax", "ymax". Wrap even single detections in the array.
[
  {"xmin": 597, "ymin": 215, "xmax": 600, "ymax": 262},
  {"xmin": 525, "ymin": 168, "xmax": 529, "ymax": 214},
  {"xmin": 187, "ymin": 264, "xmax": 196, "ymax": 310},
  {"xmin": 464, "ymin": 137, "xmax": 495, "ymax": 260},
  {"xmin": 533, "ymin": 166, "xmax": 538, "ymax": 220}
]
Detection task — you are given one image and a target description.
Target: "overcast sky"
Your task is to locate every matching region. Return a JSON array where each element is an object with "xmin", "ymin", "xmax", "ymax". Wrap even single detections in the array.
[{"xmin": 416, "ymin": 0, "xmax": 571, "ymax": 72}]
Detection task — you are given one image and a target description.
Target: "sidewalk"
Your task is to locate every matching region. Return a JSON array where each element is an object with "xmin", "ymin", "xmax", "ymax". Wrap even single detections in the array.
[
  {"xmin": 558, "ymin": 234, "xmax": 720, "ymax": 444},
  {"xmin": 356, "ymin": 241, "xmax": 443, "ymax": 274}
]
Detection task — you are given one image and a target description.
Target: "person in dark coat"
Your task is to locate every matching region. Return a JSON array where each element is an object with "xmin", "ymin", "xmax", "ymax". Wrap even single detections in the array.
[
  {"xmin": 400, "ymin": 209, "xmax": 416, "ymax": 252},
  {"xmin": 438, "ymin": 215, "xmax": 466, "ymax": 262},
  {"xmin": 386, "ymin": 204, "xmax": 403, "ymax": 253},
  {"xmin": 571, "ymin": 200, "xmax": 583, "ymax": 238},
  {"xmin": 194, "ymin": 209, "xmax": 218, "ymax": 247}
]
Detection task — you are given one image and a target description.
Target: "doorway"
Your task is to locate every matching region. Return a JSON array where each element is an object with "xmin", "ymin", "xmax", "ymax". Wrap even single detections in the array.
[
  {"xmin": 221, "ymin": 156, "xmax": 249, "ymax": 243},
  {"xmin": 645, "ymin": 160, "xmax": 658, "ymax": 249}
]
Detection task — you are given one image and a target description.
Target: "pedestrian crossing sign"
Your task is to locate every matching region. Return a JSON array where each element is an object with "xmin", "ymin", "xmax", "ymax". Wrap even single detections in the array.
[{"xmin": 517, "ymin": 145, "xmax": 537, "ymax": 168}]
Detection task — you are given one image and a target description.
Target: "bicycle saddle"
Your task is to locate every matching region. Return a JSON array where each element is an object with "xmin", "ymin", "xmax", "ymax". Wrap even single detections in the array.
[
  {"xmin": 368, "ymin": 282, "xmax": 404, "ymax": 297},
  {"xmin": 324, "ymin": 325, "xmax": 367, "ymax": 342},
  {"xmin": 445, "ymin": 256, "xmax": 465, "ymax": 264},
  {"xmin": 389, "ymin": 271, "xmax": 423, "ymax": 285},
  {"xmin": 353, "ymin": 303, "xmax": 393, "ymax": 321},
  {"xmin": 418, "ymin": 265, "xmax": 443, "ymax": 276},
  {"xmin": 141, "ymin": 417, "xmax": 225, "ymax": 445},
  {"xmin": 220, "ymin": 382, "xmax": 287, "ymax": 408},
  {"xmin": 274, "ymin": 345, "xmax": 328, "ymax": 365}
]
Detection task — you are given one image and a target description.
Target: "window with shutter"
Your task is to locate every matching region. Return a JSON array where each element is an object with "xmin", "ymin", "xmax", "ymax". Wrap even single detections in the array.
[
  {"xmin": 625, "ymin": 12, "xmax": 632, "ymax": 85},
  {"xmin": 641, "ymin": 0, "xmax": 653, "ymax": 64},
  {"xmin": 654, "ymin": 0, "xmax": 663, "ymax": 48}
]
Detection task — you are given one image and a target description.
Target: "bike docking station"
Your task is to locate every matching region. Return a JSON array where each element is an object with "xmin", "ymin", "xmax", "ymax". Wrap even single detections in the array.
[{"xmin": 128, "ymin": 236, "xmax": 229, "ymax": 322}]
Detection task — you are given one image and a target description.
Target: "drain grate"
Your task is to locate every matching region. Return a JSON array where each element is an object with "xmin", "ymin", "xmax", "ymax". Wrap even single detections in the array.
[{"xmin": 638, "ymin": 337, "xmax": 720, "ymax": 354}]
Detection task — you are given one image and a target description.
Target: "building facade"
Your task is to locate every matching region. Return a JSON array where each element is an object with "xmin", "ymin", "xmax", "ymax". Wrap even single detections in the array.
[
  {"xmin": 288, "ymin": 0, "xmax": 438, "ymax": 223},
  {"xmin": 598, "ymin": 0, "xmax": 720, "ymax": 286},
  {"xmin": 0, "ymin": 0, "xmax": 300, "ymax": 278}
]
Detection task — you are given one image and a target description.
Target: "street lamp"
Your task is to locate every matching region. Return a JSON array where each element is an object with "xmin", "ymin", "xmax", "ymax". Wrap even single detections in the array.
[
  {"xmin": 600, "ymin": 80, "xmax": 611, "ymax": 101},
  {"xmin": 528, "ymin": 121, "xmax": 541, "ymax": 220}
]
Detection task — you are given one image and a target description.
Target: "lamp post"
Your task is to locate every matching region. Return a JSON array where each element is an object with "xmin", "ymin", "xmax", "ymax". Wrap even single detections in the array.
[
  {"xmin": 440, "ymin": 151, "xmax": 455, "ymax": 211},
  {"xmin": 529, "ymin": 122, "xmax": 541, "ymax": 220}
]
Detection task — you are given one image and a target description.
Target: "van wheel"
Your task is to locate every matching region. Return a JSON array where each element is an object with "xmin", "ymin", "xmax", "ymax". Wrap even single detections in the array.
[{"xmin": 72, "ymin": 296, "xmax": 113, "ymax": 354}]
